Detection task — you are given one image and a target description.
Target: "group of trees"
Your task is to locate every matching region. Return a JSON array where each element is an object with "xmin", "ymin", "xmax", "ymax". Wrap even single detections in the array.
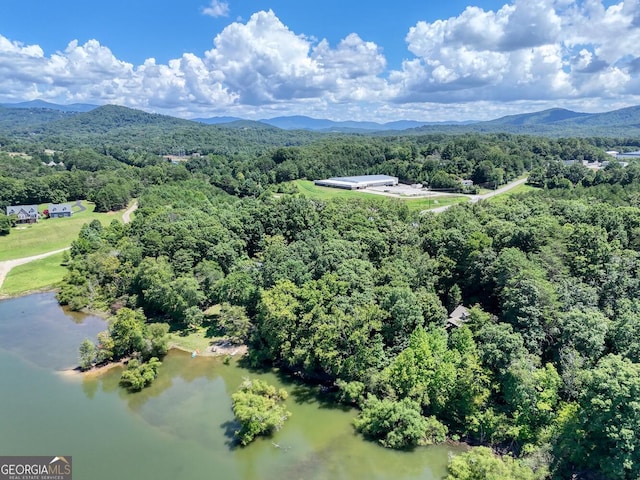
[
  {"xmin": 56, "ymin": 162, "xmax": 640, "ymax": 478},
  {"xmin": 0, "ymin": 150, "xmax": 192, "ymax": 213},
  {"xmin": 13, "ymin": 124, "xmax": 632, "ymax": 478},
  {"xmin": 231, "ymin": 378, "xmax": 291, "ymax": 445},
  {"xmin": 77, "ymin": 307, "xmax": 169, "ymax": 392},
  {"xmin": 2, "ymin": 122, "xmax": 633, "ymax": 210},
  {"xmin": 186, "ymin": 134, "xmax": 616, "ymax": 196}
]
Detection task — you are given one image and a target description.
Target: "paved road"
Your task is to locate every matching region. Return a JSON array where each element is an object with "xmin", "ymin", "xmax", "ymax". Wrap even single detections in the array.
[
  {"xmin": 0, "ymin": 199, "xmax": 139, "ymax": 290},
  {"xmin": 423, "ymin": 177, "xmax": 528, "ymax": 214},
  {"xmin": 74, "ymin": 199, "xmax": 87, "ymax": 213}
]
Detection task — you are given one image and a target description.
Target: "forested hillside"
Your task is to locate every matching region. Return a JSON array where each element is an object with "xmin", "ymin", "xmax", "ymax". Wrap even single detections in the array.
[
  {"xmin": 55, "ymin": 161, "xmax": 640, "ymax": 479},
  {"xmin": 0, "ymin": 105, "xmax": 322, "ymax": 153},
  {"xmin": 3, "ymin": 113, "xmax": 640, "ymax": 478},
  {"xmin": 1, "ymin": 131, "xmax": 626, "ymax": 210},
  {"xmin": 4, "ymin": 103, "xmax": 640, "ymax": 136}
]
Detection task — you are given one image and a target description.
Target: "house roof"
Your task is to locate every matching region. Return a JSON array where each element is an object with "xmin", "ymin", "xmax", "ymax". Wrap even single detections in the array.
[
  {"xmin": 447, "ymin": 305, "xmax": 470, "ymax": 328},
  {"xmin": 449, "ymin": 305, "xmax": 470, "ymax": 320},
  {"xmin": 48, "ymin": 203, "xmax": 72, "ymax": 212},
  {"xmin": 6, "ymin": 205, "xmax": 38, "ymax": 216}
]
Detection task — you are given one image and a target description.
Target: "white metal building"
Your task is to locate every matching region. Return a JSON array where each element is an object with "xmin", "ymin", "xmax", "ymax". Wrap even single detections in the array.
[{"xmin": 314, "ymin": 175, "xmax": 399, "ymax": 190}]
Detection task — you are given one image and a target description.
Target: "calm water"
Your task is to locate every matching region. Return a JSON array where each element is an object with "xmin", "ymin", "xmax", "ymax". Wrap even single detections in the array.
[{"xmin": 0, "ymin": 293, "xmax": 459, "ymax": 480}]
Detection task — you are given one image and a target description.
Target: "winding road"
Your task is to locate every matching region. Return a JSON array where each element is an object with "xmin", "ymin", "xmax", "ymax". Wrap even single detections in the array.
[
  {"xmin": 0, "ymin": 200, "xmax": 138, "ymax": 291},
  {"xmin": 121, "ymin": 200, "xmax": 138, "ymax": 224},
  {"xmin": 423, "ymin": 177, "xmax": 528, "ymax": 214}
]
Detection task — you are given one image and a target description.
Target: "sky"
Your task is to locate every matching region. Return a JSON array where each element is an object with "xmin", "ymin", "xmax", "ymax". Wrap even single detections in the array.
[{"xmin": 0, "ymin": 0, "xmax": 638, "ymax": 122}]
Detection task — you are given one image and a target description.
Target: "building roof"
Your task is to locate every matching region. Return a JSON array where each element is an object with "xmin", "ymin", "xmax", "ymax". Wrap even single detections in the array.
[
  {"xmin": 447, "ymin": 305, "xmax": 470, "ymax": 328},
  {"xmin": 617, "ymin": 151, "xmax": 640, "ymax": 157},
  {"xmin": 49, "ymin": 203, "xmax": 72, "ymax": 212},
  {"xmin": 449, "ymin": 305, "xmax": 470, "ymax": 319},
  {"xmin": 7, "ymin": 205, "xmax": 38, "ymax": 216},
  {"xmin": 326, "ymin": 175, "xmax": 397, "ymax": 184}
]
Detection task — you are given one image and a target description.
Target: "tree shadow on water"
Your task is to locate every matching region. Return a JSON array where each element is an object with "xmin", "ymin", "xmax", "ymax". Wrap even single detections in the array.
[
  {"xmin": 221, "ymin": 419, "xmax": 242, "ymax": 450},
  {"xmin": 234, "ymin": 356, "xmax": 352, "ymax": 412}
]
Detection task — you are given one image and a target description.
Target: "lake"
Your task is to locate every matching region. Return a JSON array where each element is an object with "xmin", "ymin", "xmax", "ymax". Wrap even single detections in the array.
[{"xmin": 0, "ymin": 292, "xmax": 459, "ymax": 479}]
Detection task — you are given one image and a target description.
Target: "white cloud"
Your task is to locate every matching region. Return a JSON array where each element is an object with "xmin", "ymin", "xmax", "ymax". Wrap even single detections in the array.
[
  {"xmin": 1, "ymin": 3, "xmax": 640, "ymax": 122},
  {"xmin": 389, "ymin": 0, "xmax": 640, "ymax": 107},
  {"xmin": 203, "ymin": 10, "xmax": 387, "ymax": 105},
  {"xmin": 202, "ymin": 0, "xmax": 230, "ymax": 18}
]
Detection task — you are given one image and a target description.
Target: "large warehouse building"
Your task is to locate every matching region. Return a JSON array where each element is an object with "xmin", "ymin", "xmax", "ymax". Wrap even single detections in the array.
[{"xmin": 314, "ymin": 175, "xmax": 399, "ymax": 190}]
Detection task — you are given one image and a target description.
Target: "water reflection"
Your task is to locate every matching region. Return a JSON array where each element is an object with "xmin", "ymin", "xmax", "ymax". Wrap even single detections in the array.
[
  {"xmin": 1, "ymin": 293, "xmax": 460, "ymax": 480},
  {"xmin": 0, "ymin": 292, "xmax": 107, "ymax": 370}
]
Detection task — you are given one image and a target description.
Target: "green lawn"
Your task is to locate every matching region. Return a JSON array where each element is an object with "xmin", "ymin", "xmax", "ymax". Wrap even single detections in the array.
[
  {"xmin": 0, "ymin": 252, "xmax": 67, "ymax": 296},
  {"xmin": 0, "ymin": 201, "xmax": 127, "ymax": 261},
  {"xmin": 403, "ymin": 195, "xmax": 469, "ymax": 212},
  {"xmin": 291, "ymin": 180, "xmax": 468, "ymax": 212},
  {"xmin": 293, "ymin": 180, "xmax": 389, "ymax": 201},
  {"xmin": 487, "ymin": 183, "xmax": 538, "ymax": 201},
  {"xmin": 167, "ymin": 325, "xmax": 218, "ymax": 353}
]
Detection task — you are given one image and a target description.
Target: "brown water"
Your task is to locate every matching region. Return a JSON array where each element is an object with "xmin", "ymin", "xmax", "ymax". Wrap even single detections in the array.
[{"xmin": 0, "ymin": 293, "xmax": 460, "ymax": 480}]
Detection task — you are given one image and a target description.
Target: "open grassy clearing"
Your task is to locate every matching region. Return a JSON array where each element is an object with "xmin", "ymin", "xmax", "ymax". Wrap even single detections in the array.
[
  {"xmin": 166, "ymin": 320, "xmax": 225, "ymax": 353},
  {"xmin": 0, "ymin": 252, "xmax": 66, "ymax": 295},
  {"xmin": 403, "ymin": 195, "xmax": 469, "ymax": 212},
  {"xmin": 292, "ymin": 180, "xmax": 468, "ymax": 212},
  {"xmin": 486, "ymin": 182, "xmax": 537, "ymax": 200},
  {"xmin": 293, "ymin": 180, "xmax": 389, "ymax": 201},
  {"xmin": 167, "ymin": 328, "xmax": 214, "ymax": 353},
  {"xmin": 0, "ymin": 201, "xmax": 127, "ymax": 261}
]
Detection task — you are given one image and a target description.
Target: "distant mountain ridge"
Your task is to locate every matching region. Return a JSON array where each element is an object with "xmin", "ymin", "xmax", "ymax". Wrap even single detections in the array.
[
  {"xmin": 1, "ymin": 100, "xmax": 97, "ymax": 112},
  {"xmin": 192, "ymin": 116, "xmax": 244, "ymax": 125},
  {"xmin": 2, "ymin": 101, "xmax": 640, "ymax": 137},
  {"xmin": 480, "ymin": 108, "xmax": 591, "ymax": 126},
  {"xmin": 192, "ymin": 114, "xmax": 472, "ymax": 132}
]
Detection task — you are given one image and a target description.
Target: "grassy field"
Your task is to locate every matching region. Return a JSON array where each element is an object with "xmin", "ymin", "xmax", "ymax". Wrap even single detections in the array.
[
  {"xmin": 0, "ymin": 201, "xmax": 126, "ymax": 261},
  {"xmin": 167, "ymin": 327, "xmax": 216, "ymax": 353},
  {"xmin": 292, "ymin": 180, "xmax": 468, "ymax": 212},
  {"xmin": 293, "ymin": 180, "xmax": 389, "ymax": 201},
  {"xmin": 403, "ymin": 195, "xmax": 469, "ymax": 212},
  {"xmin": 486, "ymin": 182, "xmax": 537, "ymax": 201},
  {"xmin": 0, "ymin": 252, "xmax": 67, "ymax": 295}
]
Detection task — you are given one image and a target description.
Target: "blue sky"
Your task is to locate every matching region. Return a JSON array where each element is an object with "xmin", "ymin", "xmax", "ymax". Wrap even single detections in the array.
[{"xmin": 0, "ymin": 0, "xmax": 637, "ymax": 121}]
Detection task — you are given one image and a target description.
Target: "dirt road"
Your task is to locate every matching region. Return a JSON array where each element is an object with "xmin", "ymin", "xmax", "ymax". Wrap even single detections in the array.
[
  {"xmin": 0, "ymin": 247, "xmax": 70, "ymax": 289},
  {"xmin": 122, "ymin": 200, "xmax": 138, "ymax": 224}
]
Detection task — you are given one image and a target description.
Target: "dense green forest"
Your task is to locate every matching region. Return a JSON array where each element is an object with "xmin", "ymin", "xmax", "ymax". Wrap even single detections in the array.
[
  {"xmin": 55, "ymin": 166, "xmax": 640, "ymax": 479},
  {"xmin": 0, "ymin": 114, "xmax": 632, "ymax": 210},
  {"xmin": 4, "ymin": 110, "xmax": 640, "ymax": 478}
]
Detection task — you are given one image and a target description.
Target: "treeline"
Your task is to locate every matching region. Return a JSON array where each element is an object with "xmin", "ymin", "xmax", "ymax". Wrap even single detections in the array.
[
  {"xmin": 186, "ymin": 134, "xmax": 618, "ymax": 196},
  {"xmin": 56, "ymin": 169, "xmax": 640, "ymax": 479},
  {"xmin": 3, "ymin": 133, "xmax": 623, "ymax": 214},
  {"xmin": 0, "ymin": 105, "xmax": 321, "ymax": 154},
  {"xmin": 0, "ymin": 151, "xmax": 189, "ymax": 212},
  {"xmin": 528, "ymin": 158, "xmax": 640, "ymax": 199}
]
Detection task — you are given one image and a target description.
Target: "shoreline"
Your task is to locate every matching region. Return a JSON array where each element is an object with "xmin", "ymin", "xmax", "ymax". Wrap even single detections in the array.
[
  {"xmin": 0, "ymin": 285, "xmax": 60, "ymax": 300},
  {"xmin": 57, "ymin": 359, "xmax": 127, "ymax": 378},
  {"xmin": 59, "ymin": 343, "xmax": 248, "ymax": 379},
  {"xmin": 170, "ymin": 341, "xmax": 248, "ymax": 358}
]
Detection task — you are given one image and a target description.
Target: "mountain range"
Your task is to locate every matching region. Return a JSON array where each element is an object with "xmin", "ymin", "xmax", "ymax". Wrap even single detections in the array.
[
  {"xmin": 1, "ymin": 99, "xmax": 98, "ymax": 113},
  {"xmin": 2, "ymin": 100, "xmax": 640, "ymax": 137}
]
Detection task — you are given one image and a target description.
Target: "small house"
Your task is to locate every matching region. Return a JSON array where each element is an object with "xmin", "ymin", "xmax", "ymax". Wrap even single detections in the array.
[
  {"xmin": 446, "ymin": 305, "xmax": 470, "ymax": 329},
  {"xmin": 48, "ymin": 203, "xmax": 73, "ymax": 218},
  {"xmin": 6, "ymin": 205, "xmax": 39, "ymax": 224}
]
